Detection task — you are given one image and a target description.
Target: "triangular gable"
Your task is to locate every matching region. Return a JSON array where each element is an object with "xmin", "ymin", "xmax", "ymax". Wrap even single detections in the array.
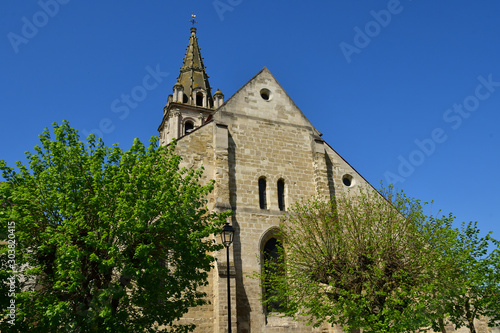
[{"xmin": 215, "ymin": 67, "xmax": 322, "ymax": 137}]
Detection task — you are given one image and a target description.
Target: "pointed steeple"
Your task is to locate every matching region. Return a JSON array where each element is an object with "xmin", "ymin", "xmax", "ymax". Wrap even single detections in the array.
[
  {"xmin": 159, "ymin": 24, "xmax": 224, "ymax": 145},
  {"xmin": 174, "ymin": 27, "xmax": 214, "ymax": 108}
]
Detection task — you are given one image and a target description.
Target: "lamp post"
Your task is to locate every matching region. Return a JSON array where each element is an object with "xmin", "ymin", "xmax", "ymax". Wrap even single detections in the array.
[{"xmin": 221, "ymin": 222, "xmax": 235, "ymax": 333}]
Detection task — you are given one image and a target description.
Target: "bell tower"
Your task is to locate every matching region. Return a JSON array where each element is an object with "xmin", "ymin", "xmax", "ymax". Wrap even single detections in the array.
[{"xmin": 158, "ymin": 23, "xmax": 224, "ymax": 145}]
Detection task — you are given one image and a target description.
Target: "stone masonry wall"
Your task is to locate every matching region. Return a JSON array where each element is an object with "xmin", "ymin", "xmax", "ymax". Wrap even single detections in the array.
[{"xmin": 169, "ymin": 123, "xmax": 219, "ymax": 332}]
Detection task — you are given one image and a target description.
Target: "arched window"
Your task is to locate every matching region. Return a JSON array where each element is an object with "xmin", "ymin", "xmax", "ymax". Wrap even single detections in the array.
[
  {"xmin": 184, "ymin": 121, "xmax": 194, "ymax": 134},
  {"xmin": 182, "ymin": 93, "xmax": 188, "ymax": 103},
  {"xmin": 263, "ymin": 237, "xmax": 284, "ymax": 313},
  {"xmin": 259, "ymin": 177, "xmax": 267, "ymax": 209},
  {"xmin": 196, "ymin": 92, "xmax": 203, "ymax": 106},
  {"xmin": 277, "ymin": 179, "xmax": 285, "ymax": 211}
]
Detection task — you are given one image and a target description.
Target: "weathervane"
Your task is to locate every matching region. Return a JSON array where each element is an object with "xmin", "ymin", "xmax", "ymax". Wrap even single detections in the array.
[{"xmin": 189, "ymin": 13, "xmax": 197, "ymax": 26}]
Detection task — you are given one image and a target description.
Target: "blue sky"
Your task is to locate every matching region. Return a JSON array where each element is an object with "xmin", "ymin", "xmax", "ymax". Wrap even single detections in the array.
[{"xmin": 1, "ymin": 1, "xmax": 500, "ymax": 239}]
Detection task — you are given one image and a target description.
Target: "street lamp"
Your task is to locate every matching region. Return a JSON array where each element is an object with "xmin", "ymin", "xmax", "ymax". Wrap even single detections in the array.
[{"xmin": 221, "ymin": 222, "xmax": 235, "ymax": 333}]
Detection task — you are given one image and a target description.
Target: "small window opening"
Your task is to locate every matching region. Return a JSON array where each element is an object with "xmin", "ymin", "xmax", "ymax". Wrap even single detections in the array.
[
  {"xmin": 184, "ymin": 121, "xmax": 194, "ymax": 134},
  {"xmin": 182, "ymin": 93, "xmax": 188, "ymax": 103},
  {"xmin": 196, "ymin": 92, "xmax": 203, "ymax": 106},
  {"xmin": 263, "ymin": 238, "xmax": 284, "ymax": 313},
  {"xmin": 259, "ymin": 177, "xmax": 267, "ymax": 209},
  {"xmin": 260, "ymin": 88, "xmax": 271, "ymax": 101},
  {"xmin": 342, "ymin": 174, "xmax": 353, "ymax": 187},
  {"xmin": 277, "ymin": 179, "xmax": 285, "ymax": 211}
]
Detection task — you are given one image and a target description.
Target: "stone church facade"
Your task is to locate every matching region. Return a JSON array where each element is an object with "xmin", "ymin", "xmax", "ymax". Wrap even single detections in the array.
[{"xmin": 156, "ymin": 27, "xmax": 496, "ymax": 333}]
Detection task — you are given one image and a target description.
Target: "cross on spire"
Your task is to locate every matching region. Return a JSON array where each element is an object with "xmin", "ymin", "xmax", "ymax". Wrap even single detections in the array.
[{"xmin": 189, "ymin": 13, "xmax": 197, "ymax": 26}]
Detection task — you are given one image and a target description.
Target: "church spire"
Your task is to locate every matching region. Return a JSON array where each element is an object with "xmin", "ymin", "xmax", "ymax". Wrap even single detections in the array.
[
  {"xmin": 172, "ymin": 22, "xmax": 214, "ymax": 108},
  {"xmin": 159, "ymin": 21, "xmax": 223, "ymax": 145}
]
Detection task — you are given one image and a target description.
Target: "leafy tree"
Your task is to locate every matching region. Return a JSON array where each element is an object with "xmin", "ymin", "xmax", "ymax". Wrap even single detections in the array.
[
  {"xmin": 260, "ymin": 187, "xmax": 455, "ymax": 333},
  {"xmin": 0, "ymin": 121, "xmax": 229, "ymax": 332},
  {"xmin": 431, "ymin": 221, "xmax": 500, "ymax": 333}
]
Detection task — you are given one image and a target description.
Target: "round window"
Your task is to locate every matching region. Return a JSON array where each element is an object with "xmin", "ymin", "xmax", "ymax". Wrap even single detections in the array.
[
  {"xmin": 260, "ymin": 88, "xmax": 272, "ymax": 101},
  {"xmin": 342, "ymin": 174, "xmax": 354, "ymax": 187}
]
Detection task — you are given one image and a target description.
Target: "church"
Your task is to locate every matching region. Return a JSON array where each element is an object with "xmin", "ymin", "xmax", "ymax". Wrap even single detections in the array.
[
  {"xmin": 155, "ymin": 26, "xmax": 494, "ymax": 333},
  {"xmin": 156, "ymin": 25, "xmax": 371, "ymax": 333}
]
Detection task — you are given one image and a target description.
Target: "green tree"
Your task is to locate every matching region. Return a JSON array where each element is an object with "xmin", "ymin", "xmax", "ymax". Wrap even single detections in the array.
[
  {"xmin": 260, "ymin": 187, "xmax": 454, "ymax": 333},
  {"xmin": 432, "ymin": 221, "xmax": 500, "ymax": 333},
  {"xmin": 0, "ymin": 121, "xmax": 229, "ymax": 332}
]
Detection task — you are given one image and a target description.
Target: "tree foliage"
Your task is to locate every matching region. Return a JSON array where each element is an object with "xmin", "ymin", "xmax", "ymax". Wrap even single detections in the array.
[
  {"xmin": 431, "ymin": 222, "xmax": 500, "ymax": 333},
  {"xmin": 0, "ymin": 121, "xmax": 229, "ymax": 332},
  {"xmin": 260, "ymin": 187, "xmax": 457, "ymax": 333}
]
